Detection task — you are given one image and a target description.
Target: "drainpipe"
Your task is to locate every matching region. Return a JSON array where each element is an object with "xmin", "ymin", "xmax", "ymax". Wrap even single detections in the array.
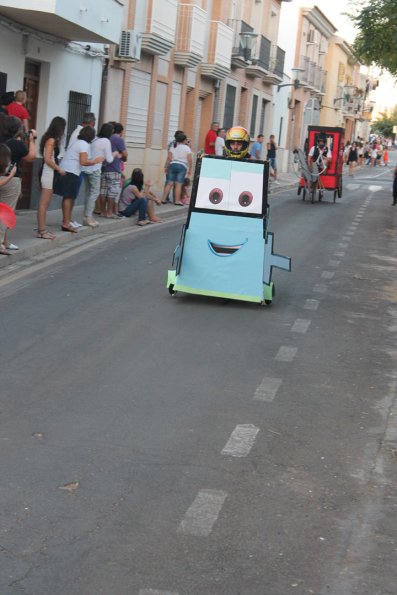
[{"xmin": 213, "ymin": 79, "xmax": 221, "ymax": 123}]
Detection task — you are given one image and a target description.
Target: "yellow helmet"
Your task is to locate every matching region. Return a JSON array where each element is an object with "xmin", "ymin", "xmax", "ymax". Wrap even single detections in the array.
[{"xmin": 224, "ymin": 126, "xmax": 250, "ymax": 159}]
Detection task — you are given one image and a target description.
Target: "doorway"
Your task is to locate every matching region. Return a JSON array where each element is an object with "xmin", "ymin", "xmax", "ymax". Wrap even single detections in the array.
[{"xmin": 19, "ymin": 59, "xmax": 40, "ymax": 209}]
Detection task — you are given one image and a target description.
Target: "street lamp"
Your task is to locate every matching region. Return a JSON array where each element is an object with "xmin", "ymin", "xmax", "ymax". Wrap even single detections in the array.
[
  {"xmin": 239, "ymin": 31, "xmax": 258, "ymax": 62},
  {"xmin": 277, "ymin": 67, "xmax": 305, "ymax": 92}
]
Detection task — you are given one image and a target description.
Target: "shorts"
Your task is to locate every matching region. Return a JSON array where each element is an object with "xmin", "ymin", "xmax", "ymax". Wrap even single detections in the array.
[
  {"xmin": 100, "ymin": 171, "xmax": 121, "ymax": 200},
  {"xmin": 40, "ymin": 163, "xmax": 54, "ymax": 190},
  {"xmin": 54, "ymin": 172, "xmax": 80, "ymax": 199},
  {"xmin": 166, "ymin": 162, "xmax": 187, "ymax": 184},
  {"xmin": 268, "ymin": 157, "xmax": 277, "ymax": 171}
]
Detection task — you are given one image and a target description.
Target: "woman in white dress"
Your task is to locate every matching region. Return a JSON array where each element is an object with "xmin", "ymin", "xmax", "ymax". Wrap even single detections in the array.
[{"xmin": 37, "ymin": 117, "xmax": 66, "ymax": 239}]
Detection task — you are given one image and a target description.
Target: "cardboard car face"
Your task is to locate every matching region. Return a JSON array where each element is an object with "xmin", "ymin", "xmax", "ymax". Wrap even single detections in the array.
[{"xmin": 193, "ymin": 157, "xmax": 267, "ymax": 217}]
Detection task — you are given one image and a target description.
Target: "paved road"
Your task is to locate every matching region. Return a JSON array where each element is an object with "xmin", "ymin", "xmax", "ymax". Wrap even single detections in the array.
[{"xmin": 1, "ymin": 162, "xmax": 397, "ymax": 595}]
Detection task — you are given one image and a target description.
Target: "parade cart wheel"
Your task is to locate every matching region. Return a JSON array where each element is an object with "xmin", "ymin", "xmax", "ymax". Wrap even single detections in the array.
[
  {"xmin": 302, "ymin": 186, "xmax": 306, "ymax": 201},
  {"xmin": 297, "ymin": 185, "xmax": 302, "ymax": 196},
  {"xmin": 262, "ymin": 283, "xmax": 275, "ymax": 306},
  {"xmin": 338, "ymin": 176, "xmax": 343, "ymax": 198},
  {"xmin": 333, "ymin": 177, "xmax": 343, "ymax": 202},
  {"xmin": 168, "ymin": 284, "xmax": 177, "ymax": 296},
  {"xmin": 318, "ymin": 189, "xmax": 323, "ymax": 202},
  {"xmin": 310, "ymin": 184, "xmax": 316, "ymax": 204}
]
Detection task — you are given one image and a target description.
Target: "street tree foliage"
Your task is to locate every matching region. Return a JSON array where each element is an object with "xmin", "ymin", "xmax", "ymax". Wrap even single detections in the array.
[
  {"xmin": 371, "ymin": 105, "xmax": 397, "ymax": 137},
  {"xmin": 349, "ymin": 0, "xmax": 397, "ymax": 75}
]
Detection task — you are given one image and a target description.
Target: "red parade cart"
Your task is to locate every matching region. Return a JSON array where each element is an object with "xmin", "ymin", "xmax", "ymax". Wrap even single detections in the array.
[{"xmin": 297, "ymin": 126, "xmax": 345, "ymax": 203}]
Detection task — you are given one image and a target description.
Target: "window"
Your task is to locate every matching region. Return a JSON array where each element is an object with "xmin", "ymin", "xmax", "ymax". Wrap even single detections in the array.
[
  {"xmin": 126, "ymin": 69, "xmax": 151, "ymax": 145},
  {"xmin": 167, "ymin": 82, "xmax": 182, "ymax": 145},
  {"xmin": 223, "ymin": 85, "xmax": 236, "ymax": 129},
  {"xmin": 66, "ymin": 91, "xmax": 92, "ymax": 144},
  {"xmin": 250, "ymin": 95, "xmax": 258, "ymax": 137},
  {"xmin": 0, "ymin": 72, "xmax": 7, "ymax": 97}
]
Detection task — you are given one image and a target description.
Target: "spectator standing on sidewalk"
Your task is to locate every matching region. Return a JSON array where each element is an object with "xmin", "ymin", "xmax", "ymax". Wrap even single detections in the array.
[
  {"xmin": 5, "ymin": 91, "xmax": 30, "ymax": 130},
  {"xmin": 56, "ymin": 126, "xmax": 104, "ymax": 233},
  {"xmin": 99, "ymin": 122, "xmax": 128, "ymax": 218},
  {"xmin": 162, "ymin": 132, "xmax": 192, "ymax": 205},
  {"xmin": 0, "ymin": 116, "xmax": 37, "ymax": 177},
  {"xmin": 215, "ymin": 128, "xmax": 226, "ymax": 156},
  {"xmin": 0, "ymin": 143, "xmax": 19, "ymax": 255},
  {"xmin": 250, "ymin": 134, "xmax": 264, "ymax": 160},
  {"xmin": 37, "ymin": 116, "xmax": 66, "ymax": 240},
  {"xmin": 266, "ymin": 134, "xmax": 279, "ymax": 183},
  {"xmin": 393, "ymin": 165, "xmax": 397, "ymax": 205},
  {"xmin": 346, "ymin": 141, "xmax": 358, "ymax": 176},
  {"xmin": 204, "ymin": 122, "xmax": 219, "ymax": 155},
  {"xmin": 68, "ymin": 112, "xmax": 96, "ymax": 147},
  {"xmin": 81, "ymin": 122, "xmax": 119, "ymax": 228}
]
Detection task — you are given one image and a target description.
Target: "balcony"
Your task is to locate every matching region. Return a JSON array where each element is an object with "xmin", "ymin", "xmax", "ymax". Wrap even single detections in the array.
[
  {"xmin": 0, "ymin": 0, "xmax": 123, "ymax": 43},
  {"xmin": 174, "ymin": 3, "xmax": 207, "ymax": 68},
  {"xmin": 201, "ymin": 21, "xmax": 233, "ymax": 80},
  {"xmin": 245, "ymin": 35, "xmax": 270, "ymax": 78},
  {"xmin": 141, "ymin": 0, "xmax": 178, "ymax": 56},
  {"xmin": 228, "ymin": 19, "xmax": 256, "ymax": 69}
]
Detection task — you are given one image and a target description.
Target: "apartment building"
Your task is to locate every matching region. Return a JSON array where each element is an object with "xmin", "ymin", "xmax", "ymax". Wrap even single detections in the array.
[
  {"xmin": 0, "ymin": 0, "xmax": 123, "ymax": 207},
  {"xmin": 321, "ymin": 37, "xmax": 361, "ymax": 140},
  {"xmin": 279, "ymin": 4, "xmax": 336, "ymax": 160},
  {"xmin": 103, "ymin": 0, "xmax": 290, "ymax": 187}
]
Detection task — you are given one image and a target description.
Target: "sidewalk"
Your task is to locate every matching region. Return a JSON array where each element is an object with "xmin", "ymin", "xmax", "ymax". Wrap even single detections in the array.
[{"xmin": 0, "ymin": 172, "xmax": 297, "ymax": 270}]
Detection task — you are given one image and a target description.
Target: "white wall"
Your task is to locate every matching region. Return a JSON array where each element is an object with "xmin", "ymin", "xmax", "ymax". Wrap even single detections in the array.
[{"xmin": 0, "ymin": 22, "xmax": 104, "ymax": 138}]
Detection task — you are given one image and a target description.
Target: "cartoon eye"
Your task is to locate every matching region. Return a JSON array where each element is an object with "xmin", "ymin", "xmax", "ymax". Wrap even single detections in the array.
[
  {"xmin": 238, "ymin": 191, "xmax": 253, "ymax": 207},
  {"xmin": 209, "ymin": 188, "xmax": 223, "ymax": 205}
]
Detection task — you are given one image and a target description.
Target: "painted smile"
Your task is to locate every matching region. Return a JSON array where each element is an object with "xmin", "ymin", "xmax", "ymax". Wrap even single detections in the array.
[{"xmin": 208, "ymin": 239, "xmax": 247, "ymax": 256}]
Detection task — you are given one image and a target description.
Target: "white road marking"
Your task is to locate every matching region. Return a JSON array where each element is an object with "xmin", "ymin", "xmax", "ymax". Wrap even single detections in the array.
[
  {"xmin": 291, "ymin": 318, "xmax": 311, "ymax": 333},
  {"xmin": 177, "ymin": 490, "xmax": 227, "ymax": 537},
  {"xmin": 304, "ymin": 298, "xmax": 320, "ymax": 310},
  {"xmin": 339, "ymin": 243, "xmax": 348, "ymax": 248},
  {"xmin": 275, "ymin": 346, "xmax": 297, "ymax": 362},
  {"xmin": 341, "ymin": 236, "xmax": 351, "ymax": 241},
  {"xmin": 345, "ymin": 231, "xmax": 355, "ymax": 236},
  {"xmin": 328, "ymin": 260, "xmax": 340, "ymax": 266},
  {"xmin": 313, "ymin": 284, "xmax": 327, "ymax": 293},
  {"xmin": 346, "ymin": 183, "xmax": 360, "ymax": 190},
  {"xmin": 334, "ymin": 251, "xmax": 345, "ymax": 257},
  {"xmin": 322, "ymin": 271, "xmax": 335, "ymax": 279},
  {"xmin": 221, "ymin": 424, "xmax": 259, "ymax": 457},
  {"xmin": 369, "ymin": 185, "xmax": 382, "ymax": 192},
  {"xmin": 139, "ymin": 591, "xmax": 178, "ymax": 595},
  {"xmin": 253, "ymin": 376, "xmax": 282, "ymax": 401}
]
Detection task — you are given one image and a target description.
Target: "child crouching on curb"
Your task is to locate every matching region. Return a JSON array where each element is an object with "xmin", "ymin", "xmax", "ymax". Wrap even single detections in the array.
[
  {"xmin": 0, "ymin": 144, "xmax": 19, "ymax": 255},
  {"xmin": 181, "ymin": 177, "xmax": 191, "ymax": 205}
]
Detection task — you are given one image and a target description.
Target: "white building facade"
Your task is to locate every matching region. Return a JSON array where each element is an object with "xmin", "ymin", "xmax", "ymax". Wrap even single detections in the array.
[{"xmin": 0, "ymin": 0, "xmax": 124, "ymax": 207}]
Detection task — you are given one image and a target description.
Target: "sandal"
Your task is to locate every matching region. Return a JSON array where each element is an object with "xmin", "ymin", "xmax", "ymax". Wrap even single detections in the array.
[
  {"xmin": 37, "ymin": 229, "xmax": 56, "ymax": 240},
  {"xmin": 61, "ymin": 225, "xmax": 77, "ymax": 233},
  {"xmin": 0, "ymin": 243, "xmax": 11, "ymax": 255}
]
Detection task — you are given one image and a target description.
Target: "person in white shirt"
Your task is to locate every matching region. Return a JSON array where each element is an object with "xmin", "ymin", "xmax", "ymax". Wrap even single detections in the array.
[
  {"xmin": 215, "ymin": 128, "xmax": 226, "ymax": 156},
  {"xmin": 161, "ymin": 132, "xmax": 192, "ymax": 205},
  {"xmin": 81, "ymin": 122, "xmax": 119, "ymax": 227},
  {"xmin": 308, "ymin": 137, "xmax": 332, "ymax": 172},
  {"xmin": 67, "ymin": 112, "xmax": 96, "ymax": 148},
  {"xmin": 57, "ymin": 126, "xmax": 104, "ymax": 232}
]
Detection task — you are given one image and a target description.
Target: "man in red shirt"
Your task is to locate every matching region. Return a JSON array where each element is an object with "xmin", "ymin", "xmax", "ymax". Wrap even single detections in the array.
[
  {"xmin": 6, "ymin": 90, "xmax": 29, "ymax": 130},
  {"xmin": 204, "ymin": 121, "xmax": 219, "ymax": 154}
]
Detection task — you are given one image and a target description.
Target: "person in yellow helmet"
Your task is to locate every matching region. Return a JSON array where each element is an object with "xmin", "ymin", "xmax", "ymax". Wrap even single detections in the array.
[{"xmin": 224, "ymin": 126, "xmax": 250, "ymax": 159}]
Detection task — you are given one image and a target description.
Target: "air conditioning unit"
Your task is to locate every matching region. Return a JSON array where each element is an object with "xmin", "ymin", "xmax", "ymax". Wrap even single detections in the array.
[{"xmin": 117, "ymin": 30, "xmax": 141, "ymax": 61}]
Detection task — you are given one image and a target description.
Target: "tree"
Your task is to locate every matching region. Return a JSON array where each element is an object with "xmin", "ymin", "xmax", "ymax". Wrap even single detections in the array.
[
  {"xmin": 349, "ymin": 0, "xmax": 397, "ymax": 75},
  {"xmin": 371, "ymin": 105, "xmax": 397, "ymax": 137}
]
